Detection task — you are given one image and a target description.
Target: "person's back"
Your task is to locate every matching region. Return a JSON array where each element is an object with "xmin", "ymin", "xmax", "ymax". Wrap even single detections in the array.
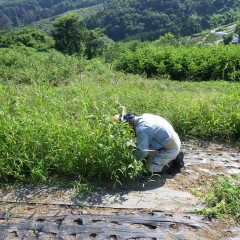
[
  {"xmin": 134, "ymin": 113, "xmax": 178, "ymax": 152},
  {"xmin": 133, "ymin": 113, "xmax": 183, "ymax": 174},
  {"xmin": 114, "ymin": 111, "xmax": 184, "ymax": 175}
]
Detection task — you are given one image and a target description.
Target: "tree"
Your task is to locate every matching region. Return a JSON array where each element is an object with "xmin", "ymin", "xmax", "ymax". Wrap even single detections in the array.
[
  {"xmin": 182, "ymin": 14, "xmax": 202, "ymax": 35},
  {"xmin": 85, "ymin": 29, "xmax": 113, "ymax": 59},
  {"xmin": 52, "ymin": 14, "xmax": 88, "ymax": 55},
  {"xmin": 223, "ymin": 33, "xmax": 233, "ymax": 45},
  {"xmin": 52, "ymin": 14, "xmax": 109, "ymax": 58},
  {"xmin": 154, "ymin": 33, "xmax": 179, "ymax": 47}
]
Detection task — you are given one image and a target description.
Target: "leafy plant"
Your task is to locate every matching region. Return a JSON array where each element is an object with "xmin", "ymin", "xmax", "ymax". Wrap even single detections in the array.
[{"xmin": 0, "ymin": 85, "xmax": 143, "ymax": 184}]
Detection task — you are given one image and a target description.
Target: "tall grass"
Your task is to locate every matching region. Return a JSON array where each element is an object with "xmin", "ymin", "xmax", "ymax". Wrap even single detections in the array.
[
  {"xmin": 0, "ymin": 84, "xmax": 141, "ymax": 183},
  {"xmin": 0, "ymin": 79, "xmax": 239, "ymax": 184}
]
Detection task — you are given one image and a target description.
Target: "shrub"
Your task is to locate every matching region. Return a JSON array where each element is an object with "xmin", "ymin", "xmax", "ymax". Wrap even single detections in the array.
[{"xmin": 114, "ymin": 44, "xmax": 240, "ymax": 81}]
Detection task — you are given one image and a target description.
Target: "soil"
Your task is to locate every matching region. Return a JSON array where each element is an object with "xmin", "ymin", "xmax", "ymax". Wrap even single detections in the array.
[{"xmin": 0, "ymin": 141, "xmax": 239, "ymax": 240}]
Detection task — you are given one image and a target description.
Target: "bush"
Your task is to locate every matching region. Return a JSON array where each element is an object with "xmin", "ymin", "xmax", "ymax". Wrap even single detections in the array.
[
  {"xmin": 114, "ymin": 44, "xmax": 240, "ymax": 81},
  {"xmin": 0, "ymin": 27, "xmax": 54, "ymax": 51},
  {"xmin": 0, "ymin": 47, "xmax": 85, "ymax": 85}
]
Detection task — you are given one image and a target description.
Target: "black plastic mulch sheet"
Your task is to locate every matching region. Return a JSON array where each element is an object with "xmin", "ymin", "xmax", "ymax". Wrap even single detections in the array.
[{"xmin": 0, "ymin": 211, "xmax": 209, "ymax": 240}]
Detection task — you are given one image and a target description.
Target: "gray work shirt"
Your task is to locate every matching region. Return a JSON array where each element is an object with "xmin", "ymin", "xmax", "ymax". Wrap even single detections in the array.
[{"xmin": 134, "ymin": 113, "xmax": 176, "ymax": 160}]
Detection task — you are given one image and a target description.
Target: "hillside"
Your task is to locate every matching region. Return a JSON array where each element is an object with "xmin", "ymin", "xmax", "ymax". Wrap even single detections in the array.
[
  {"xmin": 30, "ymin": 4, "xmax": 104, "ymax": 34},
  {"xmin": 87, "ymin": 0, "xmax": 240, "ymax": 41},
  {"xmin": 0, "ymin": 0, "xmax": 105, "ymax": 30},
  {"xmin": 0, "ymin": 0, "xmax": 240, "ymax": 41}
]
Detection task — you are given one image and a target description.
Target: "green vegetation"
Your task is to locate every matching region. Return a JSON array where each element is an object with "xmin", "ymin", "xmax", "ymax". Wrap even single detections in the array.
[
  {"xmin": 197, "ymin": 175, "xmax": 240, "ymax": 223},
  {"xmin": 0, "ymin": 47, "xmax": 86, "ymax": 84},
  {"xmin": 0, "ymin": 27, "xmax": 54, "ymax": 50},
  {"xmin": 0, "ymin": 0, "xmax": 105, "ymax": 30},
  {"xmin": 1, "ymin": 0, "xmax": 240, "ymax": 42},
  {"xmin": 0, "ymin": 14, "xmax": 113, "ymax": 59},
  {"xmin": 0, "ymin": 45, "xmax": 240, "ymax": 185},
  {"xmin": 0, "ymin": 7, "xmax": 239, "ymax": 222},
  {"xmin": 88, "ymin": 0, "xmax": 240, "ymax": 41},
  {"xmin": 0, "ymin": 82, "xmax": 141, "ymax": 184},
  {"xmin": 52, "ymin": 14, "xmax": 111, "ymax": 58},
  {"xmin": 112, "ymin": 42, "xmax": 240, "ymax": 81},
  {"xmin": 31, "ymin": 4, "xmax": 104, "ymax": 34}
]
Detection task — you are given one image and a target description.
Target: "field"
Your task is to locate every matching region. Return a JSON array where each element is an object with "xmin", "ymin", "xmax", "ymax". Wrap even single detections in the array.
[
  {"xmin": 0, "ymin": 46, "xmax": 240, "ymax": 238},
  {"xmin": 1, "ymin": 63, "xmax": 240, "ymax": 183}
]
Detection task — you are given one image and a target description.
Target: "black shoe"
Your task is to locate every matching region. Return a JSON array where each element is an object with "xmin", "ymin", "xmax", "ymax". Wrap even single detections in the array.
[
  {"xmin": 171, "ymin": 151, "xmax": 184, "ymax": 170},
  {"xmin": 160, "ymin": 160, "xmax": 173, "ymax": 175}
]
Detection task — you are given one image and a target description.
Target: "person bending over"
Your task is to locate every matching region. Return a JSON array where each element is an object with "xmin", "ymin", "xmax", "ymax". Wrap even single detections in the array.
[{"xmin": 115, "ymin": 112, "xmax": 184, "ymax": 174}]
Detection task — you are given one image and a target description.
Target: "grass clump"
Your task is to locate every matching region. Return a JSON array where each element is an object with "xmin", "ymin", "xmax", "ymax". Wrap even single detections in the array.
[{"xmin": 197, "ymin": 174, "xmax": 240, "ymax": 223}]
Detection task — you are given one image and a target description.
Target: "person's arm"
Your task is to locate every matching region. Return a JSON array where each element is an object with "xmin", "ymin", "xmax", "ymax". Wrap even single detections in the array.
[{"xmin": 135, "ymin": 131, "xmax": 150, "ymax": 160}]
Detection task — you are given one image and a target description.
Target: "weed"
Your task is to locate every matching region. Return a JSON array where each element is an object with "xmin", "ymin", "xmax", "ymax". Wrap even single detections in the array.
[{"xmin": 197, "ymin": 175, "xmax": 240, "ymax": 223}]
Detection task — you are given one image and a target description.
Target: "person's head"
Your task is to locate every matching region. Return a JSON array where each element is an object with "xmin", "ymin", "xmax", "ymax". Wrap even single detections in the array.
[{"xmin": 114, "ymin": 112, "xmax": 135, "ymax": 128}]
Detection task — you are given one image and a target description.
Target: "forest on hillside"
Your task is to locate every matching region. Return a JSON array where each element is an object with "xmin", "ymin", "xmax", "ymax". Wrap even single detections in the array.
[
  {"xmin": 88, "ymin": 0, "xmax": 240, "ymax": 41},
  {"xmin": 1, "ymin": 0, "xmax": 240, "ymax": 41},
  {"xmin": 0, "ymin": 0, "xmax": 105, "ymax": 30}
]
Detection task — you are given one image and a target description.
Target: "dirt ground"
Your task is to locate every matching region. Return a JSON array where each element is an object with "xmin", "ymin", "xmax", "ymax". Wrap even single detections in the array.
[{"xmin": 0, "ymin": 141, "xmax": 239, "ymax": 240}]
